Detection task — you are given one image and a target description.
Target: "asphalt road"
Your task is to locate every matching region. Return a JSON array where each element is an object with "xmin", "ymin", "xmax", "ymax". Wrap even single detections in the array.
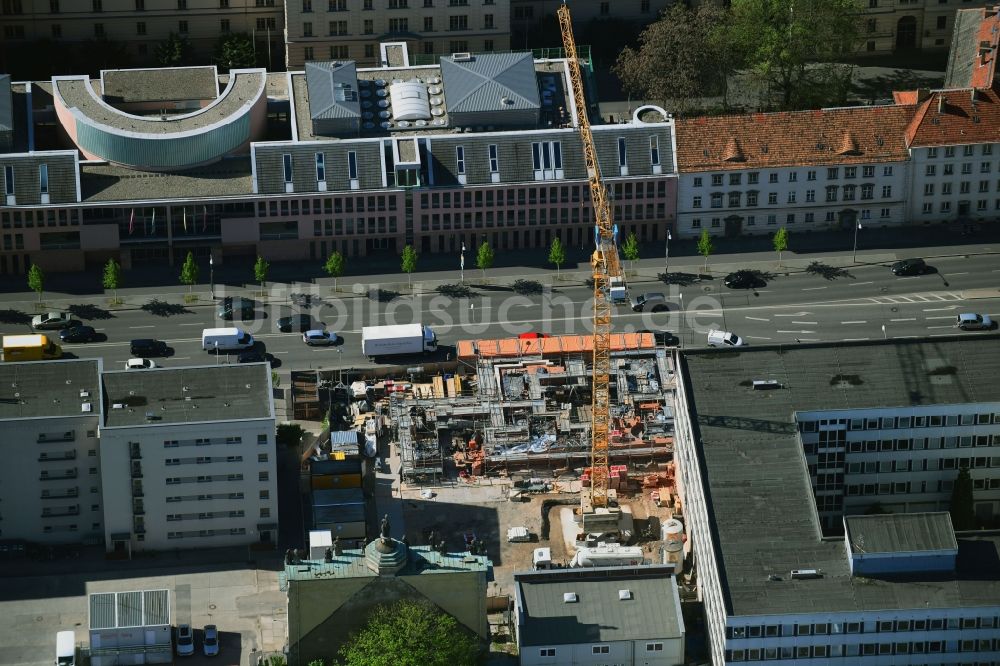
[{"xmin": 2, "ymin": 254, "xmax": 998, "ymax": 371}]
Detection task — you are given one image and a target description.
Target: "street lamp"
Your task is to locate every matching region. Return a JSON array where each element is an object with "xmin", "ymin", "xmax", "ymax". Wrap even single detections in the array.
[
  {"xmin": 678, "ymin": 292, "xmax": 684, "ymax": 346},
  {"xmin": 852, "ymin": 221, "xmax": 862, "ymax": 264},
  {"xmin": 664, "ymin": 230, "xmax": 672, "ymax": 274},
  {"xmin": 209, "ymin": 254, "xmax": 215, "ymax": 300}
]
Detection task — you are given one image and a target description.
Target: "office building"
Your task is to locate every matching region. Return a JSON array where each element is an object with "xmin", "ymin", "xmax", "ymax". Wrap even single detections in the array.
[
  {"xmin": 674, "ymin": 337, "xmax": 1000, "ymax": 664},
  {"xmin": 0, "ymin": 46, "xmax": 677, "ymax": 274},
  {"xmin": 283, "ymin": 0, "xmax": 511, "ymax": 69},
  {"xmin": 514, "ymin": 565, "xmax": 685, "ymax": 666}
]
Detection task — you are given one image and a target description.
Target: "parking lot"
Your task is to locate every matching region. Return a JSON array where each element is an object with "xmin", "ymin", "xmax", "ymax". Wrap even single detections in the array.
[{"xmin": 0, "ymin": 565, "xmax": 285, "ymax": 666}]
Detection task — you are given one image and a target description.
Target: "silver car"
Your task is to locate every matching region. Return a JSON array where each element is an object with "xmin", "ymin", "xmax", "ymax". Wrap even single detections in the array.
[
  {"xmin": 31, "ymin": 311, "xmax": 74, "ymax": 330},
  {"xmin": 302, "ymin": 330, "xmax": 337, "ymax": 346},
  {"xmin": 956, "ymin": 313, "xmax": 995, "ymax": 331}
]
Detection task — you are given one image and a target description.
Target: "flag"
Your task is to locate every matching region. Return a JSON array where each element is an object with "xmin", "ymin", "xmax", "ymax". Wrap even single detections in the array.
[
  {"xmin": 128, "ymin": 209, "xmax": 135, "ymax": 235},
  {"xmin": 151, "ymin": 209, "xmax": 156, "ymax": 235},
  {"xmin": 202, "ymin": 206, "xmax": 208, "ymax": 233},
  {"xmin": 182, "ymin": 207, "xmax": 187, "ymax": 232}
]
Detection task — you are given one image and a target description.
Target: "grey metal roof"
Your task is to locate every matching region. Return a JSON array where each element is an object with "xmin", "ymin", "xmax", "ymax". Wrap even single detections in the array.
[
  {"xmin": 101, "ymin": 363, "xmax": 272, "ymax": 428},
  {"xmin": 516, "ymin": 566, "xmax": 683, "ymax": 647},
  {"xmin": 845, "ymin": 512, "xmax": 959, "ymax": 555},
  {"xmin": 944, "ymin": 8, "xmax": 985, "ymax": 89},
  {"xmin": 89, "ymin": 590, "xmax": 170, "ymax": 629},
  {"xmin": 101, "ymin": 67, "xmax": 218, "ymax": 104},
  {"xmin": 305, "ymin": 61, "xmax": 361, "ymax": 120},
  {"xmin": 682, "ymin": 336, "xmax": 1000, "ymax": 617},
  {"xmin": 282, "ymin": 543, "xmax": 489, "ymax": 583},
  {"xmin": 0, "ymin": 359, "xmax": 101, "ymax": 420},
  {"xmin": 440, "ymin": 52, "xmax": 540, "ymax": 114},
  {"xmin": 0, "ymin": 74, "xmax": 12, "ymax": 133}
]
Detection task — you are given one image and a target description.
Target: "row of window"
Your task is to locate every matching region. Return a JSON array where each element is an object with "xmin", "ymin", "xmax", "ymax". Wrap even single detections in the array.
[
  {"xmin": 258, "ymin": 196, "xmax": 397, "ymax": 218},
  {"xmin": 536, "ymin": 642, "xmax": 664, "ymax": 658},
  {"xmin": 923, "ymin": 162, "xmax": 1000, "ymax": 178},
  {"xmin": 165, "ymin": 455, "xmax": 269, "ymax": 465},
  {"xmin": 730, "ymin": 615, "xmax": 1000, "ymax": 639},
  {"xmin": 800, "ymin": 413, "xmax": 1000, "ymax": 432},
  {"xmin": 922, "ymin": 199, "xmax": 1000, "ymax": 214},
  {"xmin": 163, "ymin": 435, "xmax": 267, "ymax": 447},
  {"xmin": 303, "ymin": 39, "xmax": 483, "ymax": 61},
  {"xmin": 166, "ymin": 492, "xmax": 247, "ymax": 503},
  {"xmin": 165, "ymin": 473, "xmax": 269, "ymax": 484},
  {"xmin": 730, "ymin": 638, "xmax": 1000, "ymax": 662},
  {"xmin": 805, "ymin": 436, "xmax": 999, "ymax": 456},
  {"xmin": 305, "ymin": 0, "xmax": 493, "ymax": 10},
  {"xmin": 302, "ymin": 13, "xmax": 495, "ymax": 37},
  {"xmin": 690, "ymin": 209, "xmax": 891, "ymax": 229},
  {"xmin": 166, "ymin": 510, "xmax": 246, "ymax": 521},
  {"xmin": 927, "ymin": 144, "xmax": 994, "ymax": 159},
  {"xmin": 416, "ymin": 203, "xmax": 668, "ymax": 232},
  {"xmin": 167, "ymin": 527, "xmax": 247, "ymax": 539},
  {"xmin": 692, "ymin": 184, "xmax": 894, "ymax": 209},
  {"xmin": 693, "ymin": 165, "xmax": 894, "ymax": 187},
  {"xmin": 1, "ymin": 209, "xmax": 79, "ymax": 228},
  {"xmin": 925, "ymin": 180, "xmax": 1000, "ymax": 196}
]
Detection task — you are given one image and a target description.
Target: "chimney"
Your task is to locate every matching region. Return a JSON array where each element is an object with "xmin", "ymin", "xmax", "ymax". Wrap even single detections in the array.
[
  {"xmin": 938, "ymin": 96, "xmax": 946, "ymax": 114},
  {"xmin": 916, "ymin": 88, "xmax": 930, "ymax": 103}
]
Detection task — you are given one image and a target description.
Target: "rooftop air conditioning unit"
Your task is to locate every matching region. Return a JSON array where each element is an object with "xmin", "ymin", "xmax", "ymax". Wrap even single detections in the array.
[
  {"xmin": 563, "ymin": 592, "xmax": 578, "ymax": 603},
  {"xmin": 790, "ymin": 569, "xmax": 822, "ymax": 580}
]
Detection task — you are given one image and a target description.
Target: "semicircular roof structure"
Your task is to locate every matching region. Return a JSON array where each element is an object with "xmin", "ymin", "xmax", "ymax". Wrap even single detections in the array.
[
  {"xmin": 388, "ymin": 80, "xmax": 431, "ymax": 121},
  {"xmin": 52, "ymin": 68, "xmax": 268, "ymax": 172}
]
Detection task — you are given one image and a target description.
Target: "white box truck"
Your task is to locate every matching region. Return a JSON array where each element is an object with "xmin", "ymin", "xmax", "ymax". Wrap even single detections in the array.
[
  {"xmin": 201, "ymin": 327, "xmax": 254, "ymax": 351},
  {"xmin": 55, "ymin": 631, "xmax": 75, "ymax": 666},
  {"xmin": 361, "ymin": 324, "xmax": 437, "ymax": 359}
]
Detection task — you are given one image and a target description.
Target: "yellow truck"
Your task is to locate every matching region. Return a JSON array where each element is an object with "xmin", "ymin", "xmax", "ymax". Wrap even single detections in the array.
[{"xmin": 1, "ymin": 334, "xmax": 63, "ymax": 361}]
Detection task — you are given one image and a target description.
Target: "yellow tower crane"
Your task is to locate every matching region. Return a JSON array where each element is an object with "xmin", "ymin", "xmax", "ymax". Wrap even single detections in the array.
[{"xmin": 558, "ymin": 2, "xmax": 623, "ymax": 516}]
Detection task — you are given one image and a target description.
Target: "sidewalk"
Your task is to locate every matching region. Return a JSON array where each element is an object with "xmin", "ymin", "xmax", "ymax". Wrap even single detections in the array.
[{"xmin": 2, "ymin": 226, "xmax": 997, "ymax": 316}]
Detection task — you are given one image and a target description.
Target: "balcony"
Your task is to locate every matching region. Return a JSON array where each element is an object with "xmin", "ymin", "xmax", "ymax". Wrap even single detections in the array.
[
  {"xmin": 40, "ymin": 469, "xmax": 78, "ymax": 481},
  {"xmin": 37, "ymin": 431, "xmax": 75, "ymax": 443},
  {"xmin": 41, "ymin": 487, "xmax": 79, "ymax": 499},
  {"xmin": 129, "ymin": 443, "xmax": 142, "ymax": 460},
  {"xmin": 130, "ymin": 462, "xmax": 143, "ymax": 479},
  {"xmin": 38, "ymin": 451, "xmax": 77, "ymax": 462},
  {"xmin": 132, "ymin": 500, "xmax": 145, "ymax": 516},
  {"xmin": 131, "ymin": 481, "xmax": 144, "ymax": 498}
]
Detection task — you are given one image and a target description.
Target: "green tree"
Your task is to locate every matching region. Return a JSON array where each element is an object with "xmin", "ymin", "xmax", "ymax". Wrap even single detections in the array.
[
  {"xmin": 179, "ymin": 251, "xmax": 199, "ymax": 293},
  {"xmin": 154, "ymin": 32, "xmax": 192, "ymax": 66},
  {"xmin": 400, "ymin": 244, "xmax": 418, "ymax": 287},
  {"xmin": 476, "ymin": 241, "xmax": 494, "ymax": 279},
  {"xmin": 726, "ymin": 0, "xmax": 860, "ymax": 110},
  {"xmin": 950, "ymin": 467, "xmax": 976, "ymax": 530},
  {"xmin": 323, "ymin": 250, "xmax": 346, "ymax": 292},
  {"xmin": 27, "ymin": 264, "xmax": 44, "ymax": 303},
  {"xmin": 102, "ymin": 258, "xmax": 123, "ymax": 303},
  {"xmin": 773, "ymin": 227, "xmax": 789, "ymax": 268},
  {"xmin": 254, "ymin": 255, "xmax": 270, "ymax": 295},
  {"xmin": 548, "ymin": 236, "xmax": 566, "ymax": 277},
  {"xmin": 214, "ymin": 33, "xmax": 257, "ymax": 72},
  {"xmin": 339, "ymin": 600, "xmax": 479, "ymax": 666},
  {"xmin": 614, "ymin": 2, "xmax": 734, "ymax": 112},
  {"xmin": 621, "ymin": 231, "xmax": 640, "ymax": 271},
  {"xmin": 697, "ymin": 229, "xmax": 714, "ymax": 272}
]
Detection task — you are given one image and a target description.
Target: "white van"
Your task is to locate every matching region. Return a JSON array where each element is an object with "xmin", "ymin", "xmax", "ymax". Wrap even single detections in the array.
[
  {"xmin": 55, "ymin": 631, "xmax": 75, "ymax": 666},
  {"xmin": 202, "ymin": 327, "xmax": 254, "ymax": 352},
  {"xmin": 707, "ymin": 329, "xmax": 746, "ymax": 348}
]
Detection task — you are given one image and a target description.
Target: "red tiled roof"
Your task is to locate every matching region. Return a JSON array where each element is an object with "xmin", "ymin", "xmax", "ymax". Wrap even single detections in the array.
[
  {"xmin": 970, "ymin": 10, "xmax": 999, "ymax": 89},
  {"xmin": 904, "ymin": 87, "xmax": 1000, "ymax": 147},
  {"xmin": 893, "ymin": 90, "xmax": 920, "ymax": 105},
  {"xmin": 674, "ymin": 106, "xmax": 915, "ymax": 173}
]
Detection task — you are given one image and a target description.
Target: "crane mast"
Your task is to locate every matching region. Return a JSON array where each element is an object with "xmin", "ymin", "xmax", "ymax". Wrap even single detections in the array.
[{"xmin": 558, "ymin": 3, "xmax": 621, "ymax": 511}]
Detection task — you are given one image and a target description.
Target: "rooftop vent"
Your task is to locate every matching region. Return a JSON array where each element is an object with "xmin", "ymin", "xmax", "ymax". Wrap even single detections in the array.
[
  {"xmin": 79, "ymin": 390, "xmax": 89, "ymax": 398},
  {"xmin": 65, "ymin": 379, "xmax": 72, "ymax": 385},
  {"xmin": 81, "ymin": 402, "xmax": 92, "ymax": 413},
  {"xmin": 752, "ymin": 380, "xmax": 781, "ymax": 390},
  {"xmin": 790, "ymin": 569, "xmax": 822, "ymax": 580},
  {"xmin": 618, "ymin": 589, "xmax": 632, "ymax": 600},
  {"xmin": 563, "ymin": 592, "xmax": 578, "ymax": 603},
  {"xmin": 112, "ymin": 403, "xmax": 124, "ymax": 409},
  {"xmin": 452, "ymin": 52, "xmax": 473, "ymax": 62},
  {"xmin": 182, "ymin": 386, "xmax": 189, "ymax": 392}
]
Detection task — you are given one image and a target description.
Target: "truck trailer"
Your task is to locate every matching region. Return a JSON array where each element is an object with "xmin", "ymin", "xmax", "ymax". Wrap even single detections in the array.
[
  {"xmin": 569, "ymin": 543, "xmax": 647, "ymax": 568},
  {"xmin": 2, "ymin": 334, "xmax": 62, "ymax": 361},
  {"xmin": 361, "ymin": 324, "xmax": 437, "ymax": 359}
]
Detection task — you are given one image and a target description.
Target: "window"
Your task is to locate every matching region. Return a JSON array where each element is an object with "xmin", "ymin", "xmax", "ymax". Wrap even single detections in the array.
[
  {"xmin": 484, "ymin": 14, "xmax": 493, "ymax": 29},
  {"xmin": 282, "ymin": 154, "xmax": 293, "ymax": 183},
  {"xmin": 388, "ymin": 0, "xmax": 408, "ymax": 6},
  {"xmin": 94, "ymin": 23, "xmax": 105, "ymax": 37},
  {"xmin": 592, "ymin": 646, "xmax": 609, "ymax": 654},
  {"xmin": 539, "ymin": 649, "xmax": 555, "ymax": 657},
  {"xmin": 646, "ymin": 643, "xmax": 664, "ymax": 652},
  {"xmin": 730, "ymin": 173, "xmax": 742, "ymax": 186},
  {"xmin": 302, "ymin": 21, "xmax": 312, "ymax": 36},
  {"xmin": 881, "ymin": 185, "xmax": 892, "ymax": 197},
  {"xmin": 449, "ymin": 40, "xmax": 468, "ymax": 52},
  {"xmin": 259, "ymin": 471, "xmax": 269, "ymax": 482},
  {"xmin": 303, "ymin": 46, "xmax": 314, "ymax": 60},
  {"xmin": 693, "ymin": 196, "xmax": 702, "ymax": 208},
  {"xmin": 136, "ymin": 21, "xmax": 146, "ymax": 34},
  {"xmin": 807, "ymin": 170, "xmax": 817, "ymax": 181},
  {"xmin": 883, "ymin": 165, "xmax": 893, "ymax": 176},
  {"xmin": 711, "ymin": 174, "xmax": 723, "ymax": 186},
  {"xmin": 982, "ymin": 161, "xmax": 992, "ymax": 173},
  {"xmin": 962, "ymin": 162, "xmax": 973, "ymax": 174},
  {"xmin": 330, "ymin": 0, "xmax": 346, "ymax": 8},
  {"xmin": 936, "ymin": 15, "xmax": 946, "ymax": 29},
  {"xmin": 649, "ymin": 136, "xmax": 660, "ymax": 166},
  {"xmin": 768, "ymin": 173, "xmax": 778, "ymax": 183},
  {"xmin": 748, "ymin": 172, "xmax": 759, "ymax": 184},
  {"xmin": 827, "ymin": 167, "xmax": 839, "ymax": 179},
  {"xmin": 691, "ymin": 218, "xmax": 701, "ymax": 228},
  {"xmin": 135, "ymin": 0, "xmax": 144, "ymax": 8},
  {"xmin": 51, "ymin": 23, "xmax": 61, "ymax": 37},
  {"xmin": 389, "ymin": 18, "xmax": 408, "ymax": 32},
  {"xmin": 617, "ymin": 138, "xmax": 627, "ymax": 167},
  {"xmin": 599, "ymin": 1, "xmax": 609, "ymax": 15},
  {"xmin": 767, "ymin": 192, "xmax": 777, "ymax": 205},
  {"xmin": 220, "ymin": 18, "xmax": 230, "ymax": 32},
  {"xmin": 348, "ymin": 152, "xmax": 358, "ymax": 180},
  {"xmin": 38, "ymin": 164, "xmax": 48, "ymax": 195},
  {"xmin": 786, "ymin": 191, "xmax": 796, "ymax": 203},
  {"xmin": 92, "ymin": 0, "xmax": 101, "ymax": 10},
  {"xmin": 844, "ymin": 166, "xmax": 856, "ymax": 178},
  {"xmin": 315, "ymin": 153, "xmax": 325, "ymax": 182},
  {"xmin": 302, "ymin": 0, "xmax": 311, "ymax": 9},
  {"xmin": 712, "ymin": 193, "xmax": 724, "ymax": 208},
  {"xmin": 925, "ymin": 164, "xmax": 936, "ymax": 177},
  {"xmin": 256, "ymin": 17, "xmax": 277, "ymax": 30},
  {"xmin": 178, "ymin": 20, "xmax": 188, "ymax": 33},
  {"xmin": 424, "ymin": 16, "xmax": 433, "ymax": 30},
  {"xmin": 826, "ymin": 186, "xmax": 838, "ymax": 202},
  {"xmin": 454, "ymin": 146, "xmax": 467, "ymax": 175},
  {"xmin": 50, "ymin": 0, "xmax": 58, "ymax": 11},
  {"xmin": 364, "ymin": 19, "xmax": 373, "ymax": 34},
  {"xmin": 789, "ymin": 171, "xmax": 798, "ymax": 182},
  {"xmin": 488, "ymin": 144, "xmax": 499, "ymax": 173},
  {"xmin": 746, "ymin": 192, "xmax": 757, "ymax": 206},
  {"xmin": 177, "ymin": 0, "xmax": 186, "ymax": 7},
  {"xmin": 449, "ymin": 15, "xmax": 468, "ymax": 30}
]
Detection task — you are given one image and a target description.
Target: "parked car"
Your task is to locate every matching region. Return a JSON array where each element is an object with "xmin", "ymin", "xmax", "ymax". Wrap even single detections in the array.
[
  {"xmin": 175, "ymin": 624, "xmax": 194, "ymax": 657},
  {"xmin": 202, "ymin": 625, "xmax": 219, "ymax": 658},
  {"xmin": 31, "ymin": 312, "xmax": 74, "ymax": 330},
  {"xmin": 303, "ymin": 330, "xmax": 338, "ymax": 346},
  {"xmin": 237, "ymin": 349, "xmax": 268, "ymax": 364},
  {"xmin": 956, "ymin": 313, "xmax": 995, "ymax": 331},
  {"xmin": 277, "ymin": 314, "xmax": 322, "ymax": 332},
  {"xmin": 130, "ymin": 338, "xmax": 169, "ymax": 357},
  {"xmin": 640, "ymin": 329, "xmax": 680, "ymax": 347},
  {"xmin": 125, "ymin": 358, "xmax": 157, "ymax": 370},
  {"xmin": 707, "ymin": 329, "xmax": 746, "ymax": 348},
  {"xmin": 630, "ymin": 292, "xmax": 669, "ymax": 312},
  {"xmin": 59, "ymin": 325, "xmax": 98, "ymax": 343},
  {"xmin": 891, "ymin": 258, "xmax": 929, "ymax": 276},
  {"xmin": 724, "ymin": 270, "xmax": 765, "ymax": 289}
]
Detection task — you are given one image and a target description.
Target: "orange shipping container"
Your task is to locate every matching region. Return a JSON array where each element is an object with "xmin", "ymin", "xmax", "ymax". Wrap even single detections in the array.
[{"xmin": 311, "ymin": 474, "xmax": 362, "ymax": 490}]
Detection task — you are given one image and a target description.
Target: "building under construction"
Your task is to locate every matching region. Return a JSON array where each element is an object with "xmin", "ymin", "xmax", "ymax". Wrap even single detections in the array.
[{"xmin": 390, "ymin": 333, "xmax": 677, "ymax": 484}]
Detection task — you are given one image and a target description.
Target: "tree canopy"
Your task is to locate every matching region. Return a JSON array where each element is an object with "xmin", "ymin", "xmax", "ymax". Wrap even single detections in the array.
[
  {"xmin": 155, "ymin": 32, "xmax": 192, "ymax": 67},
  {"xmin": 215, "ymin": 33, "xmax": 257, "ymax": 71},
  {"xmin": 338, "ymin": 600, "xmax": 479, "ymax": 666}
]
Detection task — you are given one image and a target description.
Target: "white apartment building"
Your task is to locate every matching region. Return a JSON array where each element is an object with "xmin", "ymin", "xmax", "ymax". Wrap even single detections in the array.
[
  {"xmin": 678, "ymin": 338, "xmax": 1000, "ymax": 665},
  {"xmin": 0, "ymin": 359, "xmax": 104, "ymax": 544},
  {"xmin": 673, "ymin": 106, "xmax": 914, "ymax": 239},
  {"xmin": 100, "ymin": 363, "xmax": 277, "ymax": 553}
]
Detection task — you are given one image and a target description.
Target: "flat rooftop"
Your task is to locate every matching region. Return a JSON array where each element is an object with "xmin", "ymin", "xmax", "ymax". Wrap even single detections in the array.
[
  {"xmin": 281, "ymin": 543, "xmax": 489, "ymax": 584},
  {"xmin": 101, "ymin": 67, "xmax": 218, "ymax": 104},
  {"xmin": 846, "ymin": 512, "xmax": 959, "ymax": 555},
  {"xmin": 101, "ymin": 363, "xmax": 272, "ymax": 428},
  {"xmin": 80, "ymin": 156, "xmax": 254, "ymax": 202},
  {"xmin": 516, "ymin": 566, "xmax": 683, "ymax": 647},
  {"xmin": 682, "ymin": 335, "xmax": 1000, "ymax": 616},
  {"xmin": 0, "ymin": 359, "xmax": 101, "ymax": 420}
]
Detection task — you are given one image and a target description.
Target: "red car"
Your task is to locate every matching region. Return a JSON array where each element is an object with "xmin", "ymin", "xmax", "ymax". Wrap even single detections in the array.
[{"xmin": 518, "ymin": 332, "xmax": 551, "ymax": 340}]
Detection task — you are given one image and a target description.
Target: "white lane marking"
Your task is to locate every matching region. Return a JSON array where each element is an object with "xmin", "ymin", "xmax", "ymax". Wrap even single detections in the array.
[
  {"xmin": 925, "ymin": 315, "xmax": 955, "ymax": 320},
  {"xmin": 890, "ymin": 318, "xmax": 916, "ymax": 322},
  {"xmin": 172, "ymin": 356, "xmax": 190, "ymax": 360},
  {"xmin": 792, "ymin": 321, "xmax": 818, "ymax": 325},
  {"xmin": 745, "ymin": 316, "xmax": 770, "ymax": 322},
  {"xmin": 129, "ymin": 325, "xmax": 155, "ymax": 329},
  {"xmin": 926, "ymin": 325, "xmax": 954, "ymax": 329},
  {"xmin": 179, "ymin": 322, "xmax": 204, "ymax": 326},
  {"xmin": 745, "ymin": 335, "xmax": 773, "ymax": 340},
  {"xmin": 949, "ymin": 272, "xmax": 969, "ymax": 276},
  {"xmin": 273, "ymin": 351, "xmax": 289, "ymax": 354},
  {"xmin": 777, "ymin": 330, "xmax": 816, "ymax": 334},
  {"xmin": 929, "ymin": 333, "xmax": 955, "ymax": 337},
  {"xmin": 802, "ymin": 287, "xmax": 827, "ymax": 291},
  {"xmin": 847, "ymin": 281, "xmax": 874, "ymax": 286},
  {"xmin": 774, "ymin": 312, "xmax": 811, "ymax": 317},
  {"xmin": 798, "ymin": 338, "xmax": 820, "ymax": 342},
  {"xmin": 841, "ymin": 320, "xmax": 867, "ymax": 324},
  {"xmin": 892, "ymin": 335, "xmax": 920, "ymax": 339},
  {"xmin": 843, "ymin": 337, "xmax": 870, "ymax": 341}
]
